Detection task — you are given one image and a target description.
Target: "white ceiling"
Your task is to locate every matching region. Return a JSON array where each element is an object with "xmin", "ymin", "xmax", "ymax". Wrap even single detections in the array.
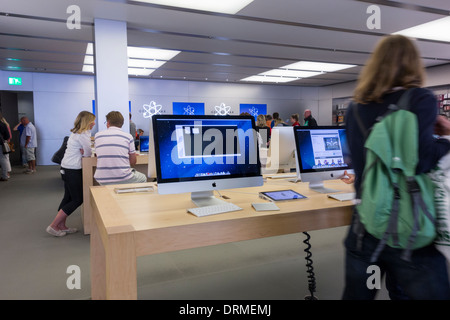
[{"xmin": 1, "ymin": 0, "xmax": 450, "ymax": 86}]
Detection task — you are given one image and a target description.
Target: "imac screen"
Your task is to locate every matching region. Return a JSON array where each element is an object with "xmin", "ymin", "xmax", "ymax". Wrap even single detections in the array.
[
  {"xmin": 294, "ymin": 126, "xmax": 352, "ymax": 173},
  {"xmin": 152, "ymin": 115, "xmax": 261, "ymax": 183},
  {"xmin": 139, "ymin": 136, "xmax": 149, "ymax": 152}
]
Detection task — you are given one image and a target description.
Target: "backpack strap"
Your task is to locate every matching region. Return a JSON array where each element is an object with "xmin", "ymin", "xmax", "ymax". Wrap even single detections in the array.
[
  {"xmin": 396, "ymin": 88, "xmax": 415, "ymax": 111},
  {"xmin": 401, "ymin": 177, "xmax": 437, "ymax": 261},
  {"xmin": 370, "ymin": 183, "xmax": 401, "ymax": 263}
]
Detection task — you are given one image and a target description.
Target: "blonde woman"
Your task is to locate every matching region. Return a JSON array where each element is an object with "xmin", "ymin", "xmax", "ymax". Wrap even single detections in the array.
[
  {"xmin": 343, "ymin": 35, "xmax": 450, "ymax": 299},
  {"xmin": 255, "ymin": 114, "xmax": 271, "ymax": 147},
  {"xmin": 47, "ymin": 111, "xmax": 96, "ymax": 237}
]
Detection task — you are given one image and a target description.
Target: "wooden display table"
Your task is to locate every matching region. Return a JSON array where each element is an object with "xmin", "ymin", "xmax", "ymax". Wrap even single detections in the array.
[
  {"xmin": 81, "ymin": 153, "xmax": 148, "ymax": 234},
  {"xmin": 90, "ymin": 178, "xmax": 354, "ymax": 299}
]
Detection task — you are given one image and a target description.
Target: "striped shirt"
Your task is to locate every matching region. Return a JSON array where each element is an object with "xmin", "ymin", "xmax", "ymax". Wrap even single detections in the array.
[{"xmin": 94, "ymin": 126, "xmax": 136, "ymax": 184}]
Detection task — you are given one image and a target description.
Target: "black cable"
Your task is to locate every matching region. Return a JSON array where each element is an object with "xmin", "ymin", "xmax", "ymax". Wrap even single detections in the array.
[{"xmin": 302, "ymin": 231, "xmax": 318, "ymax": 300}]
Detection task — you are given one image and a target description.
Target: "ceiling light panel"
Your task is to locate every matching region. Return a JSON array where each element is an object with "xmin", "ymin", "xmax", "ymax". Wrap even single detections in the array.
[
  {"xmin": 82, "ymin": 43, "xmax": 180, "ymax": 76},
  {"xmin": 284, "ymin": 61, "xmax": 356, "ymax": 72},
  {"xmin": 127, "ymin": 58, "xmax": 166, "ymax": 69},
  {"xmin": 241, "ymin": 75, "xmax": 296, "ymax": 83},
  {"xmin": 127, "ymin": 47, "xmax": 180, "ymax": 60},
  {"xmin": 260, "ymin": 69, "xmax": 322, "ymax": 78},
  {"xmin": 128, "ymin": 68, "xmax": 156, "ymax": 76},
  {"xmin": 130, "ymin": 0, "xmax": 254, "ymax": 14},
  {"xmin": 240, "ymin": 60, "xmax": 355, "ymax": 83},
  {"xmin": 393, "ymin": 16, "xmax": 450, "ymax": 42}
]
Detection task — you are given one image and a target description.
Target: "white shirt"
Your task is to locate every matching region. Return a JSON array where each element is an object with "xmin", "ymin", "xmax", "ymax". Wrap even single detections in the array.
[
  {"xmin": 61, "ymin": 131, "xmax": 92, "ymax": 170},
  {"xmin": 93, "ymin": 126, "xmax": 135, "ymax": 183},
  {"xmin": 21, "ymin": 122, "xmax": 38, "ymax": 148}
]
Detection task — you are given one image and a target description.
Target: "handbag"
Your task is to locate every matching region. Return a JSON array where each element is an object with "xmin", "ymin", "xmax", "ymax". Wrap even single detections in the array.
[
  {"xmin": 51, "ymin": 136, "xmax": 69, "ymax": 164},
  {"xmin": 1, "ymin": 135, "xmax": 11, "ymax": 154}
]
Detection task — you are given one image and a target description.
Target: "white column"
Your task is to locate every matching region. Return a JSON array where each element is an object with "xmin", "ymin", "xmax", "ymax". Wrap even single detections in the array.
[{"xmin": 94, "ymin": 19, "xmax": 129, "ymax": 131}]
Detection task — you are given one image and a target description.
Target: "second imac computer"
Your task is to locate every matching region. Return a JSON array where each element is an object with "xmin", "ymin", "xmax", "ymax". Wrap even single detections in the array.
[
  {"xmin": 150, "ymin": 114, "xmax": 264, "ymax": 207},
  {"xmin": 293, "ymin": 126, "xmax": 353, "ymax": 193},
  {"xmin": 139, "ymin": 136, "xmax": 149, "ymax": 152},
  {"xmin": 265, "ymin": 126, "xmax": 296, "ymax": 174}
]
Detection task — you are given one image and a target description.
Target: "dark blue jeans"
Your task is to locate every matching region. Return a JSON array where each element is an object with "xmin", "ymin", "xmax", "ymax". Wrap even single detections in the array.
[{"xmin": 342, "ymin": 216, "xmax": 450, "ymax": 300}]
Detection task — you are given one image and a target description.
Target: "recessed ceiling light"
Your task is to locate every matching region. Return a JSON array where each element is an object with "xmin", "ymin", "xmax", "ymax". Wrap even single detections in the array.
[
  {"xmin": 83, "ymin": 55, "xmax": 94, "ymax": 65},
  {"xmin": 260, "ymin": 69, "xmax": 322, "ymax": 78},
  {"xmin": 130, "ymin": 0, "xmax": 254, "ymax": 14},
  {"xmin": 241, "ymin": 75, "xmax": 296, "ymax": 83},
  {"xmin": 393, "ymin": 16, "xmax": 450, "ymax": 42},
  {"xmin": 82, "ymin": 43, "xmax": 180, "ymax": 76},
  {"xmin": 128, "ymin": 58, "xmax": 166, "ymax": 69},
  {"xmin": 85, "ymin": 43, "xmax": 94, "ymax": 55},
  {"xmin": 127, "ymin": 47, "xmax": 180, "ymax": 60},
  {"xmin": 82, "ymin": 65, "xmax": 94, "ymax": 73},
  {"xmin": 128, "ymin": 68, "xmax": 155, "ymax": 76},
  {"xmin": 284, "ymin": 61, "xmax": 356, "ymax": 72},
  {"xmin": 240, "ymin": 60, "xmax": 355, "ymax": 83}
]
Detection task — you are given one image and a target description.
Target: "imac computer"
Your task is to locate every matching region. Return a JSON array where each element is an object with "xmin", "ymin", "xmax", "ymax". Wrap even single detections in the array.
[
  {"xmin": 293, "ymin": 126, "xmax": 353, "ymax": 193},
  {"xmin": 139, "ymin": 136, "xmax": 149, "ymax": 152},
  {"xmin": 265, "ymin": 126, "xmax": 296, "ymax": 174},
  {"xmin": 150, "ymin": 114, "xmax": 264, "ymax": 207}
]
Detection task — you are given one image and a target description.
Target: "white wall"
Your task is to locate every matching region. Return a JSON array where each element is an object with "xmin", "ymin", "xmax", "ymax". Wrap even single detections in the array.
[
  {"xmin": 3, "ymin": 63, "xmax": 448, "ymax": 165},
  {"xmin": 0, "ymin": 70, "xmax": 323, "ymax": 165}
]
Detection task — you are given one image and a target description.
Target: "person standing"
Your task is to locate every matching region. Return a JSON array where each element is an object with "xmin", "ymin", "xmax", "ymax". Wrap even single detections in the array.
[
  {"xmin": 343, "ymin": 34, "xmax": 450, "ymax": 299},
  {"xmin": 290, "ymin": 113, "xmax": 300, "ymax": 126},
  {"xmin": 129, "ymin": 112, "xmax": 137, "ymax": 139},
  {"xmin": 46, "ymin": 111, "xmax": 96, "ymax": 237},
  {"xmin": 20, "ymin": 117, "xmax": 38, "ymax": 174},
  {"xmin": 94, "ymin": 111, "xmax": 147, "ymax": 185},
  {"xmin": 303, "ymin": 109, "xmax": 318, "ymax": 127},
  {"xmin": 255, "ymin": 114, "xmax": 271, "ymax": 147},
  {"xmin": 0, "ymin": 113, "xmax": 12, "ymax": 178},
  {"xmin": 13, "ymin": 120, "xmax": 27, "ymax": 167},
  {"xmin": 0, "ymin": 116, "xmax": 11, "ymax": 181}
]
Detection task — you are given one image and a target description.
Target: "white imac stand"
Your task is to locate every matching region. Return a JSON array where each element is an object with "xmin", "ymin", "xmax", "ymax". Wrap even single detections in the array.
[
  {"xmin": 190, "ymin": 190, "xmax": 228, "ymax": 207},
  {"xmin": 300, "ymin": 169, "xmax": 352, "ymax": 194},
  {"xmin": 307, "ymin": 181, "xmax": 340, "ymax": 194}
]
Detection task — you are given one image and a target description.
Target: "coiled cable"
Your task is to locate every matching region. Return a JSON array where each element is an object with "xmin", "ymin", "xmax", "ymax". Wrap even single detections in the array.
[{"xmin": 303, "ymin": 231, "xmax": 318, "ymax": 300}]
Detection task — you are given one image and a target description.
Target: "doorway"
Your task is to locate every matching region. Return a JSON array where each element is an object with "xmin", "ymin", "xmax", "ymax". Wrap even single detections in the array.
[{"xmin": 0, "ymin": 91, "xmax": 34, "ymax": 166}]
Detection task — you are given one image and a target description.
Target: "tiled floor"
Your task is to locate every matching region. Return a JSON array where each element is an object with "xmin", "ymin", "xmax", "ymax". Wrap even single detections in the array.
[{"xmin": 0, "ymin": 165, "xmax": 390, "ymax": 300}]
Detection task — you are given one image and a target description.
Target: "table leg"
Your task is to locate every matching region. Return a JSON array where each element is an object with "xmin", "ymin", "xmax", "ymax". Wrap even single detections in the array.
[
  {"xmin": 91, "ymin": 218, "xmax": 137, "ymax": 299},
  {"xmin": 82, "ymin": 164, "xmax": 94, "ymax": 235}
]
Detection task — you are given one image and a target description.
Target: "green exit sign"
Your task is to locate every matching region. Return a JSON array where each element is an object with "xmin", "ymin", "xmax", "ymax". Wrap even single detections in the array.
[{"xmin": 8, "ymin": 77, "xmax": 22, "ymax": 85}]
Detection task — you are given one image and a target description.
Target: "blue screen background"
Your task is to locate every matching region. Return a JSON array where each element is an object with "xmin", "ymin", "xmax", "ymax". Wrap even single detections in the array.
[
  {"xmin": 154, "ymin": 118, "xmax": 260, "ymax": 181},
  {"xmin": 295, "ymin": 129, "xmax": 351, "ymax": 172}
]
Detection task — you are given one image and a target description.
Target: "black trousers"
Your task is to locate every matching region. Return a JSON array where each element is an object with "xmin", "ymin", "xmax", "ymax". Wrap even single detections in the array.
[{"xmin": 58, "ymin": 168, "xmax": 83, "ymax": 216}]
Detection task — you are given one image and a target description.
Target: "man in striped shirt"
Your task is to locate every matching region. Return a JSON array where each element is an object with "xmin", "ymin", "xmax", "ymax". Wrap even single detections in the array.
[{"xmin": 94, "ymin": 111, "xmax": 147, "ymax": 185}]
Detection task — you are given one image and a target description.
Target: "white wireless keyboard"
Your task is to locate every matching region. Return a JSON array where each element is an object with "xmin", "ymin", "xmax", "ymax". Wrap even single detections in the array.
[
  {"xmin": 188, "ymin": 203, "xmax": 243, "ymax": 217},
  {"xmin": 327, "ymin": 192, "xmax": 356, "ymax": 201},
  {"xmin": 268, "ymin": 174, "xmax": 297, "ymax": 179}
]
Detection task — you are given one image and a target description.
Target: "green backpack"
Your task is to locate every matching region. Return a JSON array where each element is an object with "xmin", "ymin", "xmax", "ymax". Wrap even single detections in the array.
[{"xmin": 353, "ymin": 89, "xmax": 436, "ymax": 262}]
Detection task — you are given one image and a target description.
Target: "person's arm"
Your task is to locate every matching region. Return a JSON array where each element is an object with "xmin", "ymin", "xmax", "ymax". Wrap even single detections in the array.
[
  {"xmin": 80, "ymin": 133, "xmax": 92, "ymax": 157},
  {"xmin": 435, "ymin": 115, "xmax": 450, "ymax": 136},
  {"xmin": 128, "ymin": 134, "xmax": 137, "ymax": 166},
  {"xmin": 25, "ymin": 135, "xmax": 31, "ymax": 148},
  {"xmin": 13, "ymin": 123, "xmax": 21, "ymax": 131},
  {"xmin": 340, "ymin": 170, "xmax": 355, "ymax": 184},
  {"xmin": 129, "ymin": 152, "xmax": 137, "ymax": 166}
]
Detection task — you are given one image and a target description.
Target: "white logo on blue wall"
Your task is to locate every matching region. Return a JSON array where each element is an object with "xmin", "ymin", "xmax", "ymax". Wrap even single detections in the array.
[
  {"xmin": 249, "ymin": 106, "xmax": 259, "ymax": 117},
  {"xmin": 184, "ymin": 105, "xmax": 195, "ymax": 115},
  {"xmin": 143, "ymin": 101, "xmax": 162, "ymax": 118},
  {"xmin": 215, "ymin": 103, "xmax": 231, "ymax": 116}
]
